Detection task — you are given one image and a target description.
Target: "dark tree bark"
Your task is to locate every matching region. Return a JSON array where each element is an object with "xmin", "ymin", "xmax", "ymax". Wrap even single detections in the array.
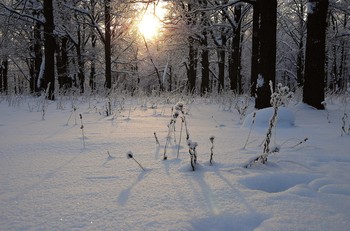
[
  {"xmin": 188, "ymin": 36, "xmax": 198, "ymax": 93},
  {"xmin": 0, "ymin": 58, "xmax": 8, "ymax": 94},
  {"xmin": 29, "ymin": 20, "xmax": 42, "ymax": 94},
  {"xmin": 211, "ymin": 10, "xmax": 227, "ymax": 93},
  {"xmin": 303, "ymin": 0, "xmax": 329, "ymax": 109},
  {"xmin": 57, "ymin": 36, "xmax": 71, "ymax": 90},
  {"xmin": 89, "ymin": 1, "xmax": 97, "ymax": 92},
  {"xmin": 56, "ymin": 0, "xmax": 71, "ymax": 91},
  {"xmin": 217, "ymin": 38, "xmax": 226, "ymax": 93},
  {"xmin": 0, "ymin": 61, "xmax": 2, "ymax": 92},
  {"xmin": 185, "ymin": 3, "xmax": 198, "ymax": 94},
  {"xmin": 90, "ymin": 33, "xmax": 97, "ymax": 92},
  {"xmin": 200, "ymin": 34, "xmax": 210, "ymax": 95},
  {"xmin": 42, "ymin": 0, "xmax": 55, "ymax": 99},
  {"xmin": 104, "ymin": 0, "xmax": 112, "ymax": 89},
  {"xmin": 252, "ymin": 0, "xmax": 277, "ymax": 109},
  {"xmin": 296, "ymin": 38, "xmax": 305, "ymax": 87},
  {"xmin": 229, "ymin": 5, "xmax": 242, "ymax": 93},
  {"xmin": 76, "ymin": 27, "xmax": 85, "ymax": 94},
  {"xmin": 199, "ymin": 0, "xmax": 210, "ymax": 95}
]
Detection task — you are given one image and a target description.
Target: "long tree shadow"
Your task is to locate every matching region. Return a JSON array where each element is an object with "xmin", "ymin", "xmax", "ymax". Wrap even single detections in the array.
[
  {"xmin": 194, "ymin": 170, "xmax": 221, "ymax": 215},
  {"xmin": 214, "ymin": 169, "xmax": 257, "ymax": 213},
  {"xmin": 8, "ymin": 155, "xmax": 78, "ymax": 202},
  {"xmin": 117, "ymin": 170, "xmax": 149, "ymax": 206},
  {"xmin": 184, "ymin": 166, "xmax": 266, "ymax": 230}
]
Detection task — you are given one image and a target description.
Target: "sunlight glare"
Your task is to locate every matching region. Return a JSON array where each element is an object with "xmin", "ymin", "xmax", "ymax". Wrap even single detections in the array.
[
  {"xmin": 138, "ymin": 14, "xmax": 160, "ymax": 40},
  {"xmin": 137, "ymin": 3, "xmax": 167, "ymax": 40}
]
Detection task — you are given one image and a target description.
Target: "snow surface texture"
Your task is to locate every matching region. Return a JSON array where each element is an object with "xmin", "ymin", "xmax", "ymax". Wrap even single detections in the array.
[{"xmin": 0, "ymin": 96, "xmax": 350, "ymax": 231}]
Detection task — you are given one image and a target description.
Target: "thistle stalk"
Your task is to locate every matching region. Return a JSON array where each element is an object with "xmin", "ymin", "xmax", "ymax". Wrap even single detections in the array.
[
  {"xmin": 127, "ymin": 151, "xmax": 145, "ymax": 171},
  {"xmin": 176, "ymin": 117, "xmax": 184, "ymax": 159},
  {"xmin": 80, "ymin": 114, "xmax": 86, "ymax": 148},
  {"xmin": 209, "ymin": 136, "xmax": 215, "ymax": 165},
  {"xmin": 154, "ymin": 132, "xmax": 160, "ymax": 145}
]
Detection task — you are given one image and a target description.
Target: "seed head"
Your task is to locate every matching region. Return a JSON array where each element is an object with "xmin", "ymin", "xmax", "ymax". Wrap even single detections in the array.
[
  {"xmin": 127, "ymin": 151, "xmax": 133, "ymax": 159},
  {"xmin": 209, "ymin": 136, "xmax": 215, "ymax": 143}
]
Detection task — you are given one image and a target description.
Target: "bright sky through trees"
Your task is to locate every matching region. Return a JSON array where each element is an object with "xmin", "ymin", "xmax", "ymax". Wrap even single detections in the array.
[
  {"xmin": 137, "ymin": 3, "xmax": 167, "ymax": 40},
  {"xmin": 138, "ymin": 14, "xmax": 160, "ymax": 39}
]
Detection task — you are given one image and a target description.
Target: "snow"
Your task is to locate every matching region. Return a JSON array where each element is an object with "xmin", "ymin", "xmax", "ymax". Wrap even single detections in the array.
[
  {"xmin": 0, "ymin": 95, "xmax": 350, "ymax": 230},
  {"xmin": 306, "ymin": 2, "xmax": 317, "ymax": 14},
  {"xmin": 256, "ymin": 74, "xmax": 264, "ymax": 88},
  {"xmin": 242, "ymin": 107, "xmax": 295, "ymax": 128}
]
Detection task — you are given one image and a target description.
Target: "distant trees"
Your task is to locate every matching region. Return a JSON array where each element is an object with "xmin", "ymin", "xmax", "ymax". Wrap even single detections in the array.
[
  {"xmin": 0, "ymin": 0, "xmax": 349, "ymax": 110},
  {"xmin": 327, "ymin": 0, "xmax": 349, "ymax": 93},
  {"xmin": 278, "ymin": 0, "xmax": 307, "ymax": 88},
  {"xmin": 228, "ymin": 4, "xmax": 244, "ymax": 94}
]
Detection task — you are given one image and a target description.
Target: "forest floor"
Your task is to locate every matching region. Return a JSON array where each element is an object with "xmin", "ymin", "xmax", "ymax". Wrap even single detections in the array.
[{"xmin": 0, "ymin": 94, "xmax": 350, "ymax": 230}]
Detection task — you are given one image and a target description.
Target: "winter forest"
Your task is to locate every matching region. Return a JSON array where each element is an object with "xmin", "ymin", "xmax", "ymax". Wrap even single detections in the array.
[
  {"xmin": 1, "ymin": 0, "xmax": 350, "ymax": 230},
  {"xmin": 0, "ymin": 0, "xmax": 348, "ymax": 106}
]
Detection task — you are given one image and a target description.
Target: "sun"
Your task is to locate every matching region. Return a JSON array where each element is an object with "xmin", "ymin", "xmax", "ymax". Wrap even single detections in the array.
[
  {"xmin": 137, "ymin": 3, "xmax": 167, "ymax": 40},
  {"xmin": 138, "ymin": 14, "xmax": 161, "ymax": 40}
]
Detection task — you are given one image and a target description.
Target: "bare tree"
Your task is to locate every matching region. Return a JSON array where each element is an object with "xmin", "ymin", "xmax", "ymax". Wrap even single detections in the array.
[
  {"xmin": 303, "ymin": 0, "xmax": 329, "ymax": 109},
  {"xmin": 41, "ymin": 0, "xmax": 56, "ymax": 99},
  {"xmin": 278, "ymin": 0, "xmax": 307, "ymax": 88},
  {"xmin": 104, "ymin": 0, "xmax": 112, "ymax": 89},
  {"xmin": 327, "ymin": 2, "xmax": 349, "ymax": 92},
  {"xmin": 251, "ymin": 0, "xmax": 277, "ymax": 109}
]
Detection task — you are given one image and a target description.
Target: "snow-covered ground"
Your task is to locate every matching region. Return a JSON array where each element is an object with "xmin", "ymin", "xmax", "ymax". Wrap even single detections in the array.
[{"xmin": 0, "ymin": 95, "xmax": 349, "ymax": 231}]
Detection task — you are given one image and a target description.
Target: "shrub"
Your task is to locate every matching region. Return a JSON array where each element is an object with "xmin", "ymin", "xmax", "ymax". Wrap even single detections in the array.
[{"xmin": 245, "ymin": 82, "xmax": 293, "ymax": 168}]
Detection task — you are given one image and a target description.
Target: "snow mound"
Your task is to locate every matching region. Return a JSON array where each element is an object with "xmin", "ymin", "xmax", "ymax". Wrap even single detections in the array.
[
  {"xmin": 242, "ymin": 107, "xmax": 295, "ymax": 128},
  {"xmin": 240, "ymin": 173, "xmax": 317, "ymax": 193}
]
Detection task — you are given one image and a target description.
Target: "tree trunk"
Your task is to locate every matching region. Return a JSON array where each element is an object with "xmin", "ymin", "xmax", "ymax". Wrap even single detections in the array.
[
  {"xmin": 76, "ymin": 27, "xmax": 85, "ymax": 94},
  {"xmin": 250, "ymin": 3, "xmax": 260, "ymax": 97},
  {"xmin": 185, "ymin": 3, "xmax": 198, "ymax": 94},
  {"xmin": 200, "ymin": 0, "xmax": 210, "ymax": 95},
  {"xmin": 57, "ymin": 36, "xmax": 71, "ymax": 90},
  {"xmin": 303, "ymin": 0, "xmax": 328, "ymax": 109},
  {"xmin": 77, "ymin": 46, "xmax": 85, "ymax": 94},
  {"xmin": 338, "ymin": 13, "xmax": 347, "ymax": 92},
  {"xmin": 229, "ymin": 5, "xmax": 242, "ymax": 93},
  {"xmin": 217, "ymin": 12, "xmax": 227, "ymax": 93},
  {"xmin": 296, "ymin": 39, "xmax": 305, "ymax": 87},
  {"xmin": 0, "ymin": 61, "xmax": 2, "ymax": 92},
  {"xmin": 200, "ymin": 37, "xmax": 209, "ymax": 95},
  {"xmin": 296, "ymin": 1, "xmax": 305, "ymax": 87},
  {"xmin": 0, "ymin": 58, "xmax": 8, "ymax": 94},
  {"xmin": 104, "ymin": 0, "xmax": 112, "ymax": 89},
  {"xmin": 42, "ymin": 0, "xmax": 55, "ymax": 100},
  {"xmin": 29, "ymin": 21, "xmax": 42, "ymax": 94},
  {"xmin": 188, "ymin": 36, "xmax": 197, "ymax": 93},
  {"xmin": 218, "ymin": 42, "xmax": 226, "ymax": 93},
  {"xmin": 253, "ymin": 0, "xmax": 277, "ymax": 109},
  {"xmin": 90, "ymin": 31, "xmax": 97, "ymax": 92}
]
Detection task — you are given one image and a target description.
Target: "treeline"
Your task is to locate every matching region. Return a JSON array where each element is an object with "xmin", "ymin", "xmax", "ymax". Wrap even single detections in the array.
[{"xmin": 0, "ymin": 0, "xmax": 349, "ymax": 109}]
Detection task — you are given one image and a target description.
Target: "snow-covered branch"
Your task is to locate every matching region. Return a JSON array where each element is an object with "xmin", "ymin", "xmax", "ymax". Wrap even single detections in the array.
[{"xmin": 0, "ymin": 2, "xmax": 44, "ymax": 24}]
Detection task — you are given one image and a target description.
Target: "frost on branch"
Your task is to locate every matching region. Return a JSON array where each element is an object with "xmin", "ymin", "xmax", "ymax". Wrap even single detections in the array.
[
  {"xmin": 187, "ymin": 140, "xmax": 198, "ymax": 171},
  {"xmin": 245, "ymin": 82, "xmax": 293, "ymax": 168},
  {"xmin": 270, "ymin": 82, "xmax": 293, "ymax": 109}
]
